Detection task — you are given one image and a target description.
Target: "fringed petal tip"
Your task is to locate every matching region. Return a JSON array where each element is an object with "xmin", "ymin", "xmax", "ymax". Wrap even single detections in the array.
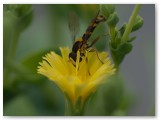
[{"xmin": 37, "ymin": 47, "xmax": 116, "ymax": 103}]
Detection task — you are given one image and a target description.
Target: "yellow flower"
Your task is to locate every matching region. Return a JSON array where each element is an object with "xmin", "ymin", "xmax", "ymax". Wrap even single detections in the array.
[{"xmin": 37, "ymin": 47, "xmax": 115, "ymax": 106}]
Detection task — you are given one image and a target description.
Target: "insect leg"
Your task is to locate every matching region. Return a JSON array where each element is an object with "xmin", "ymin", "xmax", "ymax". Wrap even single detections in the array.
[
  {"xmin": 87, "ymin": 36, "xmax": 100, "ymax": 48},
  {"xmin": 86, "ymin": 34, "xmax": 109, "ymax": 48},
  {"xmin": 84, "ymin": 51, "xmax": 91, "ymax": 76},
  {"xmin": 88, "ymin": 48, "xmax": 104, "ymax": 64}
]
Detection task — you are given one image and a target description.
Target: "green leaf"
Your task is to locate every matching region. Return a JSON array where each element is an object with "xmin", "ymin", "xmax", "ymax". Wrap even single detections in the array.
[
  {"xmin": 21, "ymin": 48, "xmax": 60, "ymax": 73},
  {"xmin": 4, "ymin": 95, "xmax": 38, "ymax": 116},
  {"xmin": 102, "ymin": 75, "xmax": 125, "ymax": 115},
  {"xmin": 110, "ymin": 42, "xmax": 133, "ymax": 67}
]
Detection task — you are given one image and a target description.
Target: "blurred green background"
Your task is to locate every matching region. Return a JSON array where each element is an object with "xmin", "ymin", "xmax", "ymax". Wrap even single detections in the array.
[{"xmin": 3, "ymin": 4, "xmax": 155, "ymax": 116}]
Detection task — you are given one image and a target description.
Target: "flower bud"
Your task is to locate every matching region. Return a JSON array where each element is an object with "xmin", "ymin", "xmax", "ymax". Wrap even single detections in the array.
[
  {"xmin": 131, "ymin": 15, "xmax": 144, "ymax": 32},
  {"xmin": 4, "ymin": 4, "xmax": 33, "ymax": 31},
  {"xmin": 100, "ymin": 4, "xmax": 115, "ymax": 18},
  {"xmin": 5, "ymin": 4, "xmax": 32, "ymax": 17},
  {"xmin": 107, "ymin": 12, "xmax": 119, "ymax": 27}
]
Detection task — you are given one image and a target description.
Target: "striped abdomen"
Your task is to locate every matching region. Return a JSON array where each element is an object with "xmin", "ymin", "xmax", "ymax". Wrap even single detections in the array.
[{"xmin": 82, "ymin": 14, "xmax": 106, "ymax": 43}]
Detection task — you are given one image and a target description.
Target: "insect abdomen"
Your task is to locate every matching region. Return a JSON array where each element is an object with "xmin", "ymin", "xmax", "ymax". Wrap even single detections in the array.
[
  {"xmin": 82, "ymin": 15, "xmax": 106, "ymax": 42},
  {"xmin": 72, "ymin": 41, "xmax": 82, "ymax": 53}
]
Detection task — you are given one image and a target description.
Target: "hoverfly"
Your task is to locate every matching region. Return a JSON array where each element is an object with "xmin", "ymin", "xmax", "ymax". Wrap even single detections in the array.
[{"xmin": 68, "ymin": 10, "xmax": 106, "ymax": 67}]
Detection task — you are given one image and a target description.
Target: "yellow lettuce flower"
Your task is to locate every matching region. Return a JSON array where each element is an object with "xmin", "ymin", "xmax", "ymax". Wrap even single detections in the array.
[{"xmin": 37, "ymin": 47, "xmax": 115, "ymax": 111}]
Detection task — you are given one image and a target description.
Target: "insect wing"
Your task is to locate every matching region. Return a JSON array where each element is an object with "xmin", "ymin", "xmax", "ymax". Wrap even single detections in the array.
[{"xmin": 68, "ymin": 11, "xmax": 80, "ymax": 43}]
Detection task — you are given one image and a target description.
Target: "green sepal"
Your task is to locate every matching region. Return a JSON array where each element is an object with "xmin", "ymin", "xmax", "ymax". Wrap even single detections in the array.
[
  {"xmin": 107, "ymin": 12, "xmax": 119, "ymax": 27},
  {"xmin": 110, "ymin": 42, "xmax": 133, "ymax": 68},
  {"xmin": 119, "ymin": 23, "xmax": 127, "ymax": 36},
  {"xmin": 74, "ymin": 96, "xmax": 83, "ymax": 116},
  {"xmin": 64, "ymin": 92, "xmax": 74, "ymax": 116},
  {"xmin": 127, "ymin": 36, "xmax": 136, "ymax": 42},
  {"xmin": 100, "ymin": 4, "xmax": 115, "ymax": 18},
  {"xmin": 64, "ymin": 92, "xmax": 96, "ymax": 116},
  {"xmin": 64, "ymin": 94, "xmax": 84, "ymax": 116},
  {"xmin": 110, "ymin": 36, "xmax": 121, "ymax": 49},
  {"xmin": 115, "ymin": 37, "xmax": 121, "ymax": 48},
  {"xmin": 131, "ymin": 15, "xmax": 144, "ymax": 32}
]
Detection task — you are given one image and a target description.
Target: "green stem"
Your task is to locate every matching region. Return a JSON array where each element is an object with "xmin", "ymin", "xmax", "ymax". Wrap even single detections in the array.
[
  {"xmin": 121, "ymin": 4, "xmax": 142, "ymax": 43},
  {"xmin": 4, "ymin": 28, "xmax": 20, "ymax": 88},
  {"xmin": 8, "ymin": 31, "xmax": 20, "ymax": 59}
]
